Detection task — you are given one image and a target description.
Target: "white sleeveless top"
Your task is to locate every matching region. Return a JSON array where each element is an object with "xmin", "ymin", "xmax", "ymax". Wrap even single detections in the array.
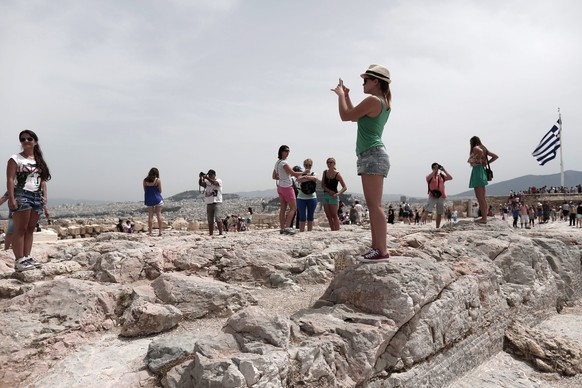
[{"xmin": 11, "ymin": 153, "xmax": 41, "ymax": 192}]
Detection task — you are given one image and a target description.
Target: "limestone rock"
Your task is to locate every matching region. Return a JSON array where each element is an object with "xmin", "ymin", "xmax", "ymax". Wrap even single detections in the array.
[
  {"xmin": 505, "ymin": 320, "xmax": 582, "ymax": 376},
  {"xmin": 2, "ymin": 219, "xmax": 581, "ymax": 387},
  {"xmin": 147, "ymin": 334, "xmax": 200, "ymax": 375},
  {"xmin": 120, "ymin": 298, "xmax": 182, "ymax": 337},
  {"xmin": 225, "ymin": 306, "xmax": 290, "ymax": 350},
  {"xmin": 152, "ymin": 272, "xmax": 258, "ymax": 319}
]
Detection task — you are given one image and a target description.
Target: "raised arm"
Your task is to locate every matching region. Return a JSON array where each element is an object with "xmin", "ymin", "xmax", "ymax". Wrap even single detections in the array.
[{"xmin": 331, "ymin": 79, "xmax": 381, "ymax": 122}]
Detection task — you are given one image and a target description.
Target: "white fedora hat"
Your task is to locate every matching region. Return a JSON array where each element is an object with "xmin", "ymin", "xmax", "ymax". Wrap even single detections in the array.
[{"xmin": 360, "ymin": 64, "xmax": 391, "ymax": 84}]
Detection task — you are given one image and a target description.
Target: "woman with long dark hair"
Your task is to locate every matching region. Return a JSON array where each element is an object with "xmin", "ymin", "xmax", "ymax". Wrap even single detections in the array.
[
  {"xmin": 331, "ymin": 64, "xmax": 391, "ymax": 262},
  {"xmin": 272, "ymin": 145, "xmax": 306, "ymax": 235},
  {"xmin": 6, "ymin": 129, "xmax": 51, "ymax": 271},
  {"xmin": 144, "ymin": 167, "xmax": 164, "ymax": 236},
  {"xmin": 468, "ymin": 136, "xmax": 498, "ymax": 224}
]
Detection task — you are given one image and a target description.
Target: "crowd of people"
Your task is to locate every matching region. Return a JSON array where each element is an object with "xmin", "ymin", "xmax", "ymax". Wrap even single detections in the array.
[
  {"xmin": 500, "ymin": 197, "xmax": 582, "ymax": 229},
  {"xmin": 24, "ymin": 63, "xmax": 582, "ymax": 272},
  {"xmin": 516, "ymin": 185, "xmax": 582, "ymax": 195}
]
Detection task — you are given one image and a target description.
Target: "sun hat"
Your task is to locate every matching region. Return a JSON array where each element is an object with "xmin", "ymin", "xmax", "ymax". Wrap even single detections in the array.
[{"xmin": 360, "ymin": 64, "xmax": 391, "ymax": 84}]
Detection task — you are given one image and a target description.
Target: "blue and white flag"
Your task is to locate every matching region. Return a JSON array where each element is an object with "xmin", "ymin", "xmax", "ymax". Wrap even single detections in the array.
[{"xmin": 532, "ymin": 118, "xmax": 561, "ymax": 166}]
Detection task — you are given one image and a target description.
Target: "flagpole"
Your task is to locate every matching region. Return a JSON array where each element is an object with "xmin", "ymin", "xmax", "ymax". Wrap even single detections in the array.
[{"xmin": 558, "ymin": 107, "xmax": 564, "ymax": 187}]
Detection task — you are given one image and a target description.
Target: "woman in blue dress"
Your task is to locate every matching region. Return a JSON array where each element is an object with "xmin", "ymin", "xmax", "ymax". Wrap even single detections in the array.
[{"xmin": 144, "ymin": 167, "xmax": 164, "ymax": 236}]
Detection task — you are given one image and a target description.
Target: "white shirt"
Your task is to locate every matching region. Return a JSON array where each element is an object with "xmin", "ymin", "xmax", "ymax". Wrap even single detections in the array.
[
  {"xmin": 204, "ymin": 178, "xmax": 223, "ymax": 204},
  {"xmin": 11, "ymin": 153, "xmax": 41, "ymax": 192},
  {"xmin": 274, "ymin": 160, "xmax": 292, "ymax": 188}
]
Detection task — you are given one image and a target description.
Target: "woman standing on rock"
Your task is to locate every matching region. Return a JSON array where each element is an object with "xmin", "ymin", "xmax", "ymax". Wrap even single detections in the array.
[
  {"xmin": 143, "ymin": 167, "xmax": 164, "ymax": 236},
  {"xmin": 272, "ymin": 145, "xmax": 306, "ymax": 235},
  {"xmin": 331, "ymin": 64, "xmax": 391, "ymax": 262},
  {"xmin": 321, "ymin": 157, "xmax": 347, "ymax": 231},
  {"xmin": 6, "ymin": 130, "xmax": 51, "ymax": 272},
  {"xmin": 467, "ymin": 136, "xmax": 498, "ymax": 224}
]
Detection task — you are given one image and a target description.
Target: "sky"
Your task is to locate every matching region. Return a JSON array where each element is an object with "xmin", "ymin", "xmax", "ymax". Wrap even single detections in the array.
[{"xmin": 1, "ymin": 0, "xmax": 581, "ymax": 202}]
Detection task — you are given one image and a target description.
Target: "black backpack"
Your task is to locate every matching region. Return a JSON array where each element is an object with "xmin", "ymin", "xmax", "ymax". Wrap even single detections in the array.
[{"xmin": 300, "ymin": 179, "xmax": 317, "ymax": 195}]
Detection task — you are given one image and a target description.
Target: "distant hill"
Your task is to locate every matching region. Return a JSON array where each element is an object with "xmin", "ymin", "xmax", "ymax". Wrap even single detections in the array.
[
  {"xmin": 48, "ymin": 198, "xmax": 113, "ymax": 206},
  {"xmin": 451, "ymin": 170, "xmax": 582, "ymax": 198},
  {"xmin": 167, "ymin": 190, "xmax": 240, "ymax": 201},
  {"xmin": 51, "ymin": 171, "xmax": 580, "ymax": 206}
]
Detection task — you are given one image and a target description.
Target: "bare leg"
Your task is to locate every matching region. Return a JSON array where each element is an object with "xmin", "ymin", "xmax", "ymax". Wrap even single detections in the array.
[
  {"xmin": 323, "ymin": 204, "xmax": 333, "ymax": 230},
  {"xmin": 327, "ymin": 203, "xmax": 340, "ymax": 231},
  {"xmin": 4, "ymin": 234, "xmax": 12, "ymax": 250},
  {"xmin": 361, "ymin": 175, "xmax": 387, "ymax": 255},
  {"xmin": 435, "ymin": 214, "xmax": 442, "ymax": 228},
  {"xmin": 285, "ymin": 201, "xmax": 297, "ymax": 229},
  {"xmin": 155, "ymin": 206, "xmax": 163, "ymax": 235},
  {"xmin": 23, "ymin": 211, "xmax": 40, "ymax": 257},
  {"xmin": 148, "ymin": 207, "xmax": 154, "ymax": 235},
  {"xmin": 279, "ymin": 199, "xmax": 288, "ymax": 229},
  {"xmin": 474, "ymin": 186, "xmax": 488, "ymax": 222},
  {"xmin": 11, "ymin": 210, "xmax": 32, "ymax": 259}
]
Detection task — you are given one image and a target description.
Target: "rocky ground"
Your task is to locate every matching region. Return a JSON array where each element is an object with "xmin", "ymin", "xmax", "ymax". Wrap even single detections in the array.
[{"xmin": 1, "ymin": 216, "xmax": 581, "ymax": 387}]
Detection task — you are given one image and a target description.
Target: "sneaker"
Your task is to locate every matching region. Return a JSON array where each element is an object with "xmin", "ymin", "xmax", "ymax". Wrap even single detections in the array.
[
  {"xmin": 15, "ymin": 257, "xmax": 35, "ymax": 272},
  {"xmin": 26, "ymin": 257, "xmax": 43, "ymax": 268},
  {"xmin": 282, "ymin": 228, "xmax": 297, "ymax": 235},
  {"xmin": 357, "ymin": 249, "xmax": 390, "ymax": 263},
  {"xmin": 360, "ymin": 248, "xmax": 375, "ymax": 257}
]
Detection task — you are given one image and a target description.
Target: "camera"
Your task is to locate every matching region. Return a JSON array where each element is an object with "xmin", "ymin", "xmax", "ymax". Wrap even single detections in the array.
[{"xmin": 198, "ymin": 172, "xmax": 207, "ymax": 190}]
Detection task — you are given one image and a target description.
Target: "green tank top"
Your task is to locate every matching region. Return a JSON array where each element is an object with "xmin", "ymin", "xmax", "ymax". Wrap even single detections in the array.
[{"xmin": 356, "ymin": 97, "xmax": 390, "ymax": 155}]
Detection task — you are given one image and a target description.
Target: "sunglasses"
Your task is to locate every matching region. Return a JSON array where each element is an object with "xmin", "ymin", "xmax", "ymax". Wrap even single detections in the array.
[
  {"xmin": 326, "ymin": 161, "xmax": 335, "ymax": 164},
  {"xmin": 304, "ymin": 164, "xmax": 312, "ymax": 168},
  {"xmin": 20, "ymin": 137, "xmax": 35, "ymax": 142},
  {"xmin": 363, "ymin": 77, "xmax": 375, "ymax": 84}
]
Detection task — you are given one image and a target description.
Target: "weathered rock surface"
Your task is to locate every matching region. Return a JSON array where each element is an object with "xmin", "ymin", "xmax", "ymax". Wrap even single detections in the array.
[
  {"xmin": 0, "ymin": 218, "xmax": 581, "ymax": 387},
  {"xmin": 505, "ymin": 320, "xmax": 582, "ymax": 376},
  {"xmin": 120, "ymin": 298, "xmax": 183, "ymax": 337}
]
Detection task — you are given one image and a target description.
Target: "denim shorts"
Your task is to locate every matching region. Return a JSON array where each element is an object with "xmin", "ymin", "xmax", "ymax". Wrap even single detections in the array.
[
  {"xmin": 12, "ymin": 188, "xmax": 44, "ymax": 214},
  {"xmin": 357, "ymin": 146, "xmax": 390, "ymax": 177}
]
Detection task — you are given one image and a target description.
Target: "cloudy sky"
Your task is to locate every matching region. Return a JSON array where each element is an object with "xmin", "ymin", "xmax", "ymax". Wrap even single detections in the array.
[{"xmin": 1, "ymin": 0, "xmax": 581, "ymax": 203}]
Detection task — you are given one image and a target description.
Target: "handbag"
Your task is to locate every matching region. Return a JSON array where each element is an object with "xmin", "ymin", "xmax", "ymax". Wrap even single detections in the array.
[
  {"xmin": 427, "ymin": 174, "xmax": 443, "ymax": 198},
  {"xmin": 485, "ymin": 158, "xmax": 493, "ymax": 181},
  {"xmin": 431, "ymin": 189, "xmax": 443, "ymax": 198}
]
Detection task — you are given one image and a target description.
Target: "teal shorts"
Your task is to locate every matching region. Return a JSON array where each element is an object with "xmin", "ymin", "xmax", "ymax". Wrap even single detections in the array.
[{"xmin": 321, "ymin": 192, "xmax": 339, "ymax": 205}]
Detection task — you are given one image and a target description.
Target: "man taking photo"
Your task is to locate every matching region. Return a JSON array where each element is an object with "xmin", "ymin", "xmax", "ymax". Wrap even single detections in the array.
[
  {"xmin": 421, "ymin": 162, "xmax": 453, "ymax": 228},
  {"xmin": 199, "ymin": 169, "xmax": 224, "ymax": 236}
]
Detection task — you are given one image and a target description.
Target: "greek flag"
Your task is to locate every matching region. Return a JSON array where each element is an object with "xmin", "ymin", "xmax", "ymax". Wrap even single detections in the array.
[{"xmin": 532, "ymin": 118, "xmax": 561, "ymax": 166}]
